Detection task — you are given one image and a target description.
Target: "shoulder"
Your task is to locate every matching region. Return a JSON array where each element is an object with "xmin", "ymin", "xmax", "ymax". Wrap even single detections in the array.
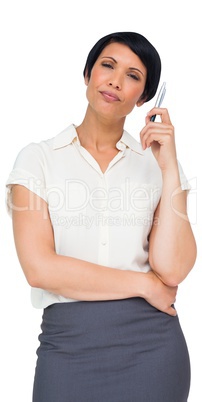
[{"xmin": 15, "ymin": 124, "xmax": 77, "ymax": 162}]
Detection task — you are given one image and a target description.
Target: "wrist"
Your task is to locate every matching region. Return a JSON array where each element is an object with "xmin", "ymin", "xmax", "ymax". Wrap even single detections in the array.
[
  {"xmin": 133, "ymin": 271, "xmax": 151, "ymax": 299},
  {"xmin": 139, "ymin": 270, "xmax": 160, "ymax": 300},
  {"xmin": 161, "ymin": 159, "xmax": 179, "ymax": 177},
  {"xmin": 161, "ymin": 163, "xmax": 182, "ymax": 192}
]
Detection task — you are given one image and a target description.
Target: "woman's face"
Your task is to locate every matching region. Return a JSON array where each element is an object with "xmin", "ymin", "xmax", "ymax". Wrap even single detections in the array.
[{"xmin": 85, "ymin": 42, "xmax": 147, "ymax": 121}]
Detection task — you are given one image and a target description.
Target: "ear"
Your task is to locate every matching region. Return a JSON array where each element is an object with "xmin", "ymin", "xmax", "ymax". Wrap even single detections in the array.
[
  {"xmin": 84, "ymin": 69, "xmax": 89, "ymax": 86},
  {"xmin": 136, "ymin": 96, "xmax": 146, "ymax": 107},
  {"xmin": 136, "ymin": 100, "xmax": 144, "ymax": 107}
]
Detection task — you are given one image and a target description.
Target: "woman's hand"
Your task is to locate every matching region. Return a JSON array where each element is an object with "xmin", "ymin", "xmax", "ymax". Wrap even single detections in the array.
[
  {"xmin": 140, "ymin": 108, "xmax": 178, "ymax": 172},
  {"xmin": 143, "ymin": 270, "xmax": 178, "ymax": 316}
]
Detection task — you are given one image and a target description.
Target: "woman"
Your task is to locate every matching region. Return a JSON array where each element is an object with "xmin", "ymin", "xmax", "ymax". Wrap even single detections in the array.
[{"xmin": 6, "ymin": 32, "xmax": 196, "ymax": 401}]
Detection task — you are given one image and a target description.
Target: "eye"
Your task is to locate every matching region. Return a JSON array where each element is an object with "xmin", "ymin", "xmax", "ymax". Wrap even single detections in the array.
[
  {"xmin": 128, "ymin": 73, "xmax": 140, "ymax": 81},
  {"xmin": 101, "ymin": 62, "xmax": 113, "ymax": 69}
]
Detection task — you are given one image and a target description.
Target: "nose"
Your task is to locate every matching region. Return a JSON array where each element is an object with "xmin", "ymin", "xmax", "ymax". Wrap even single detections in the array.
[
  {"xmin": 108, "ymin": 72, "xmax": 122, "ymax": 90},
  {"xmin": 109, "ymin": 82, "xmax": 121, "ymax": 90}
]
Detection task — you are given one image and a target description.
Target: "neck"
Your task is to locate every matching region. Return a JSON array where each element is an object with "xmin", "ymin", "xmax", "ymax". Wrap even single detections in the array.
[{"xmin": 76, "ymin": 105, "xmax": 125, "ymax": 151}]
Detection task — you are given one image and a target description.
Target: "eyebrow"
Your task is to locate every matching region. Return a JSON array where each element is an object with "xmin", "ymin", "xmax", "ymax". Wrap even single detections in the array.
[{"xmin": 101, "ymin": 56, "xmax": 145, "ymax": 76}]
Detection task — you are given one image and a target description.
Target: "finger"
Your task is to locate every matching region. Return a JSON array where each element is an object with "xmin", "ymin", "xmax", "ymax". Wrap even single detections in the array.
[
  {"xmin": 141, "ymin": 122, "xmax": 174, "ymax": 149},
  {"xmin": 143, "ymin": 131, "xmax": 172, "ymax": 150},
  {"xmin": 146, "ymin": 108, "xmax": 172, "ymax": 124},
  {"xmin": 166, "ymin": 305, "xmax": 177, "ymax": 317}
]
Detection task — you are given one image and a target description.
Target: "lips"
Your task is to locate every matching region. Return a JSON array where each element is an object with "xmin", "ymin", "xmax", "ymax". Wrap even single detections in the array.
[{"xmin": 100, "ymin": 91, "xmax": 120, "ymax": 102}]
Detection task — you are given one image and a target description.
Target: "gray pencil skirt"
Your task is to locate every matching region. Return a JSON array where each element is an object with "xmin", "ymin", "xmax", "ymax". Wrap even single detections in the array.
[{"xmin": 32, "ymin": 298, "xmax": 190, "ymax": 402}]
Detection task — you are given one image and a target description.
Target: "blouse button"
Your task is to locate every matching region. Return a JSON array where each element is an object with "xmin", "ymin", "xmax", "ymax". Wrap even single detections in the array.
[{"xmin": 101, "ymin": 241, "xmax": 107, "ymax": 246}]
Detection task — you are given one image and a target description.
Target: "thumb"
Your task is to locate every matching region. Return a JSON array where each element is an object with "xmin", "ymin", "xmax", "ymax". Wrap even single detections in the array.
[{"xmin": 167, "ymin": 305, "xmax": 177, "ymax": 317}]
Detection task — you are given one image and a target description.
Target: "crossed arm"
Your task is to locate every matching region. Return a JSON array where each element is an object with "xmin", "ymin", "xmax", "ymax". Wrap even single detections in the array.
[{"xmin": 10, "ymin": 180, "xmax": 195, "ymax": 317}]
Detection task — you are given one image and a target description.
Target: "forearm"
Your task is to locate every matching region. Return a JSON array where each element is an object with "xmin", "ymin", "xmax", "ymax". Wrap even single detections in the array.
[
  {"xmin": 23, "ymin": 252, "xmax": 177, "ymax": 315},
  {"xmin": 149, "ymin": 165, "xmax": 196, "ymax": 285},
  {"xmin": 28, "ymin": 251, "xmax": 147, "ymax": 301},
  {"xmin": 27, "ymin": 253, "xmax": 177, "ymax": 315}
]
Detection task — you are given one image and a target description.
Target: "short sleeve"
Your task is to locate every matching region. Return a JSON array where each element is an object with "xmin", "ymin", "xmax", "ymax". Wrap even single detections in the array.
[
  {"xmin": 177, "ymin": 160, "xmax": 191, "ymax": 191},
  {"xmin": 6, "ymin": 143, "xmax": 47, "ymax": 215}
]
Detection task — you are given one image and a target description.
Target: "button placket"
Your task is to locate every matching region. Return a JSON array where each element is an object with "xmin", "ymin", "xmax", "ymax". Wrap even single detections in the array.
[{"xmin": 97, "ymin": 175, "xmax": 109, "ymax": 266}]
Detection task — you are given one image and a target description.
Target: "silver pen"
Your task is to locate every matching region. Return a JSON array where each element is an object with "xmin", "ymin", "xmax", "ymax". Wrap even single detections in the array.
[{"xmin": 150, "ymin": 82, "xmax": 166, "ymax": 122}]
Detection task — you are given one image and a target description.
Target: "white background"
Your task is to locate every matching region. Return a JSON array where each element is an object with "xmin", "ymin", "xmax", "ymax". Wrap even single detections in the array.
[{"xmin": 0, "ymin": 0, "xmax": 201, "ymax": 400}]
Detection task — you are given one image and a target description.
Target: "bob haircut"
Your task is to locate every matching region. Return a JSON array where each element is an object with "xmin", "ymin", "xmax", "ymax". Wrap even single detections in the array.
[{"xmin": 83, "ymin": 32, "xmax": 161, "ymax": 103}]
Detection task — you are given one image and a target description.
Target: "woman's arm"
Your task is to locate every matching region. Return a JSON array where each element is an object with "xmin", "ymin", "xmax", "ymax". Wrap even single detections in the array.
[
  {"xmin": 140, "ymin": 108, "xmax": 197, "ymax": 286},
  {"xmin": 10, "ymin": 184, "xmax": 177, "ymax": 315}
]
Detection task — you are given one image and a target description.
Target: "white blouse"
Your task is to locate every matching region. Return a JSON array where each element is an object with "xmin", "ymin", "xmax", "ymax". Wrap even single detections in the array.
[{"xmin": 6, "ymin": 124, "xmax": 190, "ymax": 308}]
